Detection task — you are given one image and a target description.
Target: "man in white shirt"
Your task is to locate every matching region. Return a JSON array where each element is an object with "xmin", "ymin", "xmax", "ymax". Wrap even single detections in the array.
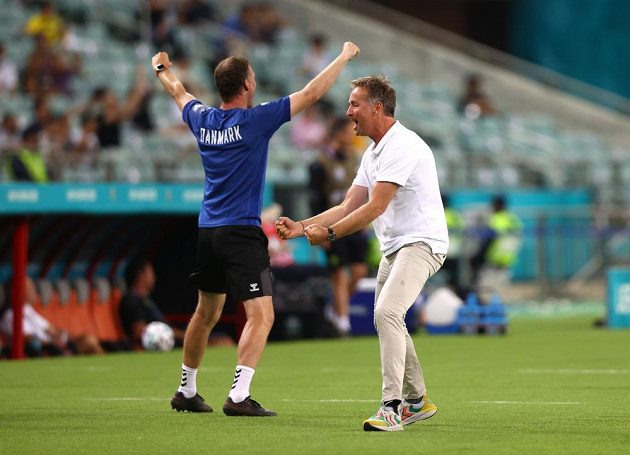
[
  {"xmin": 0, "ymin": 44, "xmax": 18, "ymax": 94},
  {"xmin": 276, "ymin": 75, "xmax": 448, "ymax": 432}
]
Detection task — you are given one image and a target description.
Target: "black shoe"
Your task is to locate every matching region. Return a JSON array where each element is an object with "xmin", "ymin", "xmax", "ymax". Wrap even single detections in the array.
[
  {"xmin": 223, "ymin": 396, "xmax": 277, "ymax": 416},
  {"xmin": 170, "ymin": 392, "xmax": 213, "ymax": 413}
]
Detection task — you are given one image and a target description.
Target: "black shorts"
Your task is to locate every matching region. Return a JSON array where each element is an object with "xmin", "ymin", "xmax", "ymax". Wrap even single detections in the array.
[
  {"xmin": 326, "ymin": 230, "xmax": 368, "ymax": 270},
  {"xmin": 188, "ymin": 226, "xmax": 273, "ymax": 301}
]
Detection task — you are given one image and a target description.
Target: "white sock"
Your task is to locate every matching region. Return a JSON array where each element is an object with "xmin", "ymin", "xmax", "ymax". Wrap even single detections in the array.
[
  {"xmin": 338, "ymin": 315, "xmax": 351, "ymax": 332},
  {"xmin": 177, "ymin": 364, "xmax": 198, "ymax": 398},
  {"xmin": 228, "ymin": 365, "xmax": 255, "ymax": 403}
]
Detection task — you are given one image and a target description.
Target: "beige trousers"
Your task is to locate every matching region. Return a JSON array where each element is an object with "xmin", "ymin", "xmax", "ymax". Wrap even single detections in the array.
[{"xmin": 374, "ymin": 242, "xmax": 445, "ymax": 402}]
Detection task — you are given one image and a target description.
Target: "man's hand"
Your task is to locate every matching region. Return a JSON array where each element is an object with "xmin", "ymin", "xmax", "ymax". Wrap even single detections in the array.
[
  {"xmin": 289, "ymin": 40, "xmax": 360, "ymax": 117},
  {"xmin": 342, "ymin": 42, "xmax": 360, "ymax": 61},
  {"xmin": 304, "ymin": 224, "xmax": 328, "ymax": 246},
  {"xmin": 275, "ymin": 217, "xmax": 303, "ymax": 239},
  {"xmin": 151, "ymin": 51, "xmax": 195, "ymax": 110},
  {"xmin": 151, "ymin": 51, "xmax": 172, "ymax": 73}
]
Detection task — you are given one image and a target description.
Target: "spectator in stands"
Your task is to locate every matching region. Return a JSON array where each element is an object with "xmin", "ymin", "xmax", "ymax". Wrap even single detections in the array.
[
  {"xmin": 22, "ymin": 34, "xmax": 56, "ymax": 96},
  {"xmin": 0, "ymin": 276, "xmax": 103, "ymax": 356},
  {"xmin": 23, "ymin": 1, "xmax": 65, "ymax": 47},
  {"xmin": 49, "ymin": 40, "xmax": 81, "ymax": 97},
  {"xmin": 149, "ymin": 0, "xmax": 180, "ymax": 55},
  {"xmin": 470, "ymin": 195, "xmax": 522, "ymax": 285},
  {"xmin": 89, "ymin": 66, "xmax": 150, "ymax": 148},
  {"xmin": 276, "ymin": 75, "xmax": 447, "ymax": 431},
  {"xmin": 458, "ymin": 74, "xmax": 496, "ymax": 119},
  {"xmin": 223, "ymin": 3, "xmax": 258, "ymax": 41},
  {"xmin": 0, "ymin": 114, "xmax": 21, "ymax": 156},
  {"xmin": 309, "ymin": 117, "xmax": 368, "ymax": 336},
  {"xmin": 6, "ymin": 125, "xmax": 48, "ymax": 182},
  {"xmin": 40, "ymin": 114, "xmax": 72, "ymax": 180},
  {"xmin": 441, "ymin": 194, "xmax": 465, "ymax": 290},
  {"xmin": 302, "ymin": 33, "xmax": 331, "ymax": 80},
  {"xmin": 27, "ymin": 96, "xmax": 53, "ymax": 132},
  {"xmin": 22, "ymin": 34, "xmax": 79, "ymax": 97},
  {"xmin": 67, "ymin": 114, "xmax": 100, "ymax": 179},
  {"xmin": 151, "ymin": 40, "xmax": 359, "ymax": 415},
  {"xmin": 131, "ymin": 91, "xmax": 156, "ymax": 134},
  {"xmin": 290, "ymin": 104, "xmax": 329, "ymax": 154},
  {"xmin": 0, "ymin": 43, "xmax": 18, "ymax": 95},
  {"xmin": 72, "ymin": 114, "xmax": 100, "ymax": 154},
  {"xmin": 255, "ymin": 2, "xmax": 288, "ymax": 45},
  {"xmin": 119, "ymin": 258, "xmax": 185, "ymax": 349},
  {"xmin": 178, "ymin": 0, "xmax": 217, "ymax": 26},
  {"xmin": 210, "ymin": 4, "xmax": 254, "ymax": 71}
]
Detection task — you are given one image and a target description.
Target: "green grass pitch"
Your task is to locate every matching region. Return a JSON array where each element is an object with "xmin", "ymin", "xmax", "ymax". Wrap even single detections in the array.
[{"xmin": 1, "ymin": 314, "xmax": 629, "ymax": 454}]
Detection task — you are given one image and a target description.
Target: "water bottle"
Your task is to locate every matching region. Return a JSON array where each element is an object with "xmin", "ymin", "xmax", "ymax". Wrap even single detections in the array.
[
  {"xmin": 485, "ymin": 293, "xmax": 507, "ymax": 335},
  {"xmin": 458, "ymin": 293, "xmax": 481, "ymax": 335}
]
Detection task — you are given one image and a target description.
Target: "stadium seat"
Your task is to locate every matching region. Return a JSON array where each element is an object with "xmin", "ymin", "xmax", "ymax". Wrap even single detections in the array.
[
  {"xmin": 33, "ymin": 278, "xmax": 63, "ymax": 329},
  {"xmin": 89, "ymin": 278, "xmax": 126, "ymax": 347},
  {"xmin": 60, "ymin": 278, "xmax": 99, "ymax": 338}
]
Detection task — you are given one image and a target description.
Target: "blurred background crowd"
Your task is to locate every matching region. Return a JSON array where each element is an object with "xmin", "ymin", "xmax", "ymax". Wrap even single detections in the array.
[{"xmin": 1, "ymin": 0, "xmax": 628, "ymax": 357}]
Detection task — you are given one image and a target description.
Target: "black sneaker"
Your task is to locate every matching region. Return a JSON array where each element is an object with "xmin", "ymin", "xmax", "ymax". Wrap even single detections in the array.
[
  {"xmin": 170, "ymin": 392, "xmax": 213, "ymax": 413},
  {"xmin": 223, "ymin": 396, "xmax": 277, "ymax": 416}
]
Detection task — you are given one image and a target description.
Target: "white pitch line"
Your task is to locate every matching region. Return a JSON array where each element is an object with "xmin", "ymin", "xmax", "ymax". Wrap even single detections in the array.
[
  {"xmin": 470, "ymin": 401, "xmax": 584, "ymax": 405},
  {"xmin": 85, "ymin": 397, "xmax": 165, "ymax": 401},
  {"xmin": 519, "ymin": 368, "xmax": 629, "ymax": 375},
  {"xmin": 282, "ymin": 399, "xmax": 378, "ymax": 403},
  {"xmin": 86, "ymin": 397, "xmax": 377, "ymax": 403}
]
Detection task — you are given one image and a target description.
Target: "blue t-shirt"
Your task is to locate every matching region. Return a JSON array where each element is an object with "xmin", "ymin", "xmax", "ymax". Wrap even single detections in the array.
[{"xmin": 182, "ymin": 97, "xmax": 291, "ymax": 227}]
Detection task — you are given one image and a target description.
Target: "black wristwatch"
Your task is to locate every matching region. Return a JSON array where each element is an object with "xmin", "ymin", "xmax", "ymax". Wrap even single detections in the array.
[{"xmin": 327, "ymin": 227, "xmax": 338, "ymax": 242}]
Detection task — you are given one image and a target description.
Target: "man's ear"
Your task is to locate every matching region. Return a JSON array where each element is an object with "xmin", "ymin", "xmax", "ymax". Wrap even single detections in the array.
[{"xmin": 243, "ymin": 79, "xmax": 251, "ymax": 92}]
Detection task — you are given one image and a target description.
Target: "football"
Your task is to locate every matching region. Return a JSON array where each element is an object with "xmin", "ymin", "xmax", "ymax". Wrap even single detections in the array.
[{"xmin": 141, "ymin": 321, "xmax": 175, "ymax": 352}]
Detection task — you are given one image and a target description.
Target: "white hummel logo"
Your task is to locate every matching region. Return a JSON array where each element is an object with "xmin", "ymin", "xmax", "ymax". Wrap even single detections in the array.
[{"xmin": 250, "ymin": 283, "xmax": 260, "ymax": 292}]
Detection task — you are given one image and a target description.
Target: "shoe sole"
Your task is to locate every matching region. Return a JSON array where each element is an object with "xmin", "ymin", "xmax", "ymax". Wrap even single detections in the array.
[
  {"xmin": 223, "ymin": 407, "xmax": 277, "ymax": 417},
  {"xmin": 401, "ymin": 408, "xmax": 437, "ymax": 426},
  {"xmin": 170, "ymin": 398, "xmax": 213, "ymax": 413},
  {"xmin": 171, "ymin": 406, "xmax": 213, "ymax": 413},
  {"xmin": 363, "ymin": 421, "xmax": 403, "ymax": 432}
]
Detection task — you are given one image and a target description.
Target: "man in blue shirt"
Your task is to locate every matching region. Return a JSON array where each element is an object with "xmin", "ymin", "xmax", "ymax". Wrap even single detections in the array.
[{"xmin": 152, "ymin": 41, "xmax": 360, "ymax": 416}]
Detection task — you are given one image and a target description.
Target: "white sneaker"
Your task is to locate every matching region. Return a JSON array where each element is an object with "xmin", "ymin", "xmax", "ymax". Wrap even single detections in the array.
[
  {"xmin": 363, "ymin": 405, "xmax": 403, "ymax": 432},
  {"xmin": 400, "ymin": 395, "xmax": 438, "ymax": 426}
]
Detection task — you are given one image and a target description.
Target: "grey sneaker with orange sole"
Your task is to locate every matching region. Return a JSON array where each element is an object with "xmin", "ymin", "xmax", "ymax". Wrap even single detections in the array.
[{"xmin": 223, "ymin": 396, "xmax": 277, "ymax": 416}]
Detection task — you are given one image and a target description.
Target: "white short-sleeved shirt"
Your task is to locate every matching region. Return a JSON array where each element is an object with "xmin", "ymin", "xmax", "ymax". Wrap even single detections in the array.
[
  {"xmin": 0, "ymin": 303, "xmax": 52, "ymax": 343},
  {"xmin": 353, "ymin": 121, "xmax": 449, "ymax": 256}
]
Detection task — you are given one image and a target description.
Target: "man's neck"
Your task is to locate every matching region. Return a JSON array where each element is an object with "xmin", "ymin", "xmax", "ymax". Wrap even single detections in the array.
[
  {"xmin": 220, "ymin": 94, "xmax": 249, "ymax": 110},
  {"xmin": 371, "ymin": 118, "xmax": 396, "ymax": 145}
]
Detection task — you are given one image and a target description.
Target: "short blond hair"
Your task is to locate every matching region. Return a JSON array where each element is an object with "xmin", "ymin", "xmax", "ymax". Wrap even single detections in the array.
[{"xmin": 350, "ymin": 75, "xmax": 396, "ymax": 116}]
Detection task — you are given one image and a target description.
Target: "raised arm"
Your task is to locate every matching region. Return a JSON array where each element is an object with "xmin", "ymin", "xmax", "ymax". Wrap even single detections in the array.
[
  {"xmin": 289, "ymin": 41, "xmax": 360, "ymax": 118},
  {"xmin": 152, "ymin": 51, "xmax": 196, "ymax": 111}
]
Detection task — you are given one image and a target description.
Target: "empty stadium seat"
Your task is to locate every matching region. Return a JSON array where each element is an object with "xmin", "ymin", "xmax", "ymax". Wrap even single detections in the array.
[{"xmin": 89, "ymin": 278, "xmax": 126, "ymax": 347}]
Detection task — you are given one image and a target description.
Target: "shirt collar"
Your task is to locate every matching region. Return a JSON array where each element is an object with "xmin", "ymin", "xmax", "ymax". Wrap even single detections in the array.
[{"xmin": 369, "ymin": 120, "xmax": 400, "ymax": 156}]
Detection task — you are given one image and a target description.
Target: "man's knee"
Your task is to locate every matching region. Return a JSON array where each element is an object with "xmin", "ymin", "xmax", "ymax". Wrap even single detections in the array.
[
  {"xmin": 244, "ymin": 297, "xmax": 275, "ymax": 330},
  {"xmin": 250, "ymin": 307, "xmax": 275, "ymax": 330},
  {"xmin": 374, "ymin": 304, "xmax": 402, "ymax": 329},
  {"xmin": 195, "ymin": 292, "xmax": 225, "ymax": 326}
]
